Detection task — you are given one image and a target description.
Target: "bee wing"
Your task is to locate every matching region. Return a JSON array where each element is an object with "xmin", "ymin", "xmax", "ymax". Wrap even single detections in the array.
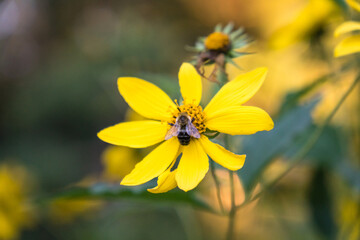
[
  {"xmin": 186, "ymin": 122, "xmax": 200, "ymax": 139},
  {"xmin": 165, "ymin": 124, "xmax": 180, "ymax": 140}
]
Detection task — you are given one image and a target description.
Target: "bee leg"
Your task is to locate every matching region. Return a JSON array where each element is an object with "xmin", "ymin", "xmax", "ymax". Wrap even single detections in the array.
[
  {"xmin": 177, "ymin": 107, "xmax": 181, "ymax": 112},
  {"xmin": 168, "ymin": 123, "xmax": 174, "ymax": 126},
  {"xmin": 191, "ymin": 117, "xmax": 195, "ymax": 123}
]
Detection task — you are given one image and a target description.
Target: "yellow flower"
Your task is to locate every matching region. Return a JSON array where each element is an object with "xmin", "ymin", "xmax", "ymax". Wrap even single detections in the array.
[
  {"xmin": 49, "ymin": 198, "xmax": 102, "ymax": 224},
  {"xmin": 98, "ymin": 63, "xmax": 274, "ymax": 192},
  {"xmin": 269, "ymin": 0, "xmax": 339, "ymax": 49},
  {"xmin": 346, "ymin": 0, "xmax": 360, "ymax": 11},
  {"xmin": 49, "ymin": 177, "xmax": 103, "ymax": 224},
  {"xmin": 334, "ymin": 1, "xmax": 360, "ymax": 57},
  {"xmin": 101, "ymin": 108, "xmax": 143, "ymax": 181},
  {"xmin": 0, "ymin": 164, "xmax": 35, "ymax": 239},
  {"xmin": 339, "ymin": 198, "xmax": 360, "ymax": 240}
]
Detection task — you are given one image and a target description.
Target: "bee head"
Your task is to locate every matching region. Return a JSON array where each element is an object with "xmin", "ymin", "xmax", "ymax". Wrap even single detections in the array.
[{"xmin": 177, "ymin": 113, "xmax": 190, "ymax": 124}]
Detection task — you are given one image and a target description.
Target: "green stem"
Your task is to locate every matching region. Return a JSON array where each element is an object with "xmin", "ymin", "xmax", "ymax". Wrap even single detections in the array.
[
  {"xmin": 209, "ymin": 160, "xmax": 225, "ymax": 213},
  {"xmin": 235, "ymin": 72, "xmax": 360, "ymax": 211},
  {"xmin": 226, "ymin": 170, "xmax": 236, "ymax": 240},
  {"xmin": 218, "ymin": 66, "xmax": 229, "ymax": 85},
  {"xmin": 217, "ymin": 65, "xmax": 237, "ymax": 240}
]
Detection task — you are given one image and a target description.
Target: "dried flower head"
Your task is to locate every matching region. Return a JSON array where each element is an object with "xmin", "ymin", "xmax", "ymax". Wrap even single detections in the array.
[{"xmin": 188, "ymin": 23, "xmax": 250, "ymax": 82}]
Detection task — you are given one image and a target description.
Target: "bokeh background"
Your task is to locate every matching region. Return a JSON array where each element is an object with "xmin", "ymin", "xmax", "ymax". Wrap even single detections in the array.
[{"xmin": 0, "ymin": 0, "xmax": 359, "ymax": 239}]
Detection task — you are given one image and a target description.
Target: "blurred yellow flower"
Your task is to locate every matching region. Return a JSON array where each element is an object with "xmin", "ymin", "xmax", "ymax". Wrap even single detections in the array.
[
  {"xmin": 227, "ymin": 46, "xmax": 358, "ymax": 126},
  {"xmin": 101, "ymin": 146, "xmax": 137, "ymax": 181},
  {"xmin": 334, "ymin": 1, "xmax": 360, "ymax": 57},
  {"xmin": 269, "ymin": 0, "xmax": 339, "ymax": 49},
  {"xmin": 227, "ymin": 47, "xmax": 330, "ymax": 114},
  {"xmin": 0, "ymin": 164, "xmax": 35, "ymax": 239},
  {"xmin": 49, "ymin": 198, "xmax": 102, "ymax": 224},
  {"xmin": 339, "ymin": 198, "xmax": 360, "ymax": 240},
  {"xmin": 98, "ymin": 63, "xmax": 273, "ymax": 192},
  {"xmin": 49, "ymin": 177, "xmax": 102, "ymax": 224},
  {"xmin": 346, "ymin": 0, "xmax": 360, "ymax": 11}
]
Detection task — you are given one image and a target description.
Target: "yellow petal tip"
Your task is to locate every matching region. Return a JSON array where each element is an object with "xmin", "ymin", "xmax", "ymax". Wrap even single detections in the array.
[
  {"xmin": 334, "ymin": 48, "xmax": 344, "ymax": 58},
  {"xmin": 177, "ymin": 186, "xmax": 190, "ymax": 192},
  {"xmin": 120, "ymin": 178, "xmax": 130, "ymax": 186},
  {"xmin": 147, "ymin": 187, "xmax": 165, "ymax": 194},
  {"xmin": 257, "ymin": 67, "xmax": 268, "ymax": 72},
  {"xmin": 269, "ymin": 118, "xmax": 275, "ymax": 130},
  {"xmin": 117, "ymin": 77, "xmax": 127, "ymax": 87},
  {"xmin": 180, "ymin": 62, "xmax": 194, "ymax": 68},
  {"xmin": 97, "ymin": 129, "xmax": 107, "ymax": 142},
  {"xmin": 117, "ymin": 77, "xmax": 127, "ymax": 83},
  {"xmin": 255, "ymin": 67, "xmax": 268, "ymax": 77},
  {"xmin": 120, "ymin": 175, "xmax": 138, "ymax": 186},
  {"xmin": 147, "ymin": 188, "xmax": 156, "ymax": 193}
]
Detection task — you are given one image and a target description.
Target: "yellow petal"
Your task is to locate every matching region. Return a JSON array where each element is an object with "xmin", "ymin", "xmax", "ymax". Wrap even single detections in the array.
[
  {"xmin": 334, "ymin": 21, "xmax": 360, "ymax": 37},
  {"xmin": 121, "ymin": 138, "xmax": 179, "ymax": 186},
  {"xmin": 334, "ymin": 35, "xmax": 360, "ymax": 57},
  {"xmin": 200, "ymin": 136, "xmax": 246, "ymax": 171},
  {"xmin": 118, "ymin": 77, "xmax": 177, "ymax": 121},
  {"xmin": 98, "ymin": 121, "xmax": 168, "ymax": 148},
  {"xmin": 346, "ymin": 0, "xmax": 360, "ymax": 12},
  {"xmin": 176, "ymin": 140, "xmax": 209, "ymax": 192},
  {"xmin": 206, "ymin": 106, "xmax": 274, "ymax": 135},
  {"xmin": 148, "ymin": 168, "xmax": 178, "ymax": 193},
  {"xmin": 178, "ymin": 62, "xmax": 202, "ymax": 105},
  {"xmin": 204, "ymin": 68, "xmax": 267, "ymax": 118}
]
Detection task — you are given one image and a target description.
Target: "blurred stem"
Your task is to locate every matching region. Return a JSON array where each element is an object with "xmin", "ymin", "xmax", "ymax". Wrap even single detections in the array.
[
  {"xmin": 176, "ymin": 207, "xmax": 203, "ymax": 240},
  {"xmin": 226, "ymin": 170, "xmax": 236, "ymax": 240},
  {"xmin": 217, "ymin": 66, "xmax": 237, "ymax": 240},
  {"xmin": 218, "ymin": 66, "xmax": 229, "ymax": 86},
  {"xmin": 210, "ymin": 160, "xmax": 225, "ymax": 213},
  {"xmin": 235, "ymin": 72, "xmax": 360, "ymax": 211}
]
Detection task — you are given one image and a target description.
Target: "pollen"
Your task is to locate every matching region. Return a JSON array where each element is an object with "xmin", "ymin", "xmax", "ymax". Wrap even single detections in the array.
[
  {"xmin": 204, "ymin": 32, "xmax": 230, "ymax": 51},
  {"xmin": 169, "ymin": 101, "xmax": 206, "ymax": 133}
]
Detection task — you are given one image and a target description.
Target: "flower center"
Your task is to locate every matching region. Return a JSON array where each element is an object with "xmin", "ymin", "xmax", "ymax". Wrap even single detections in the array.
[
  {"xmin": 204, "ymin": 32, "xmax": 230, "ymax": 51},
  {"xmin": 169, "ymin": 101, "xmax": 206, "ymax": 133}
]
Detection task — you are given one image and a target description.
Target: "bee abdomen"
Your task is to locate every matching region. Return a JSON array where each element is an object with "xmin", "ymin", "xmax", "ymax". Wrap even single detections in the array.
[{"xmin": 177, "ymin": 131, "xmax": 190, "ymax": 146}]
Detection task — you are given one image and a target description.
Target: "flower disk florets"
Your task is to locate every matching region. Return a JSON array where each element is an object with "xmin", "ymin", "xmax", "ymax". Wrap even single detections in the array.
[
  {"xmin": 204, "ymin": 32, "xmax": 230, "ymax": 51},
  {"xmin": 169, "ymin": 101, "xmax": 206, "ymax": 133}
]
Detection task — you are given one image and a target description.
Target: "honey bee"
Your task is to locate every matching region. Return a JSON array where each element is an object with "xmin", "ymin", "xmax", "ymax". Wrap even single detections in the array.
[{"xmin": 165, "ymin": 112, "xmax": 200, "ymax": 145}]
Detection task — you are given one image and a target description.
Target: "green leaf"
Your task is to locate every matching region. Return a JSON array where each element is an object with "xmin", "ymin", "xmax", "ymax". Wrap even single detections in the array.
[
  {"xmin": 283, "ymin": 124, "xmax": 360, "ymax": 194},
  {"xmin": 334, "ymin": 161, "xmax": 360, "ymax": 194},
  {"xmin": 278, "ymin": 74, "xmax": 329, "ymax": 116},
  {"xmin": 237, "ymin": 99, "xmax": 319, "ymax": 195},
  {"xmin": 51, "ymin": 183, "xmax": 214, "ymax": 212},
  {"xmin": 284, "ymin": 125, "xmax": 344, "ymax": 167},
  {"xmin": 307, "ymin": 167, "xmax": 338, "ymax": 240}
]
